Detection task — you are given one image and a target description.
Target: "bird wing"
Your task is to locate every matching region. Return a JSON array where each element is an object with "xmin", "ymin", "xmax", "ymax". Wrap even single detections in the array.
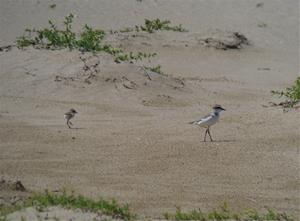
[
  {"xmin": 64, "ymin": 112, "xmax": 73, "ymax": 119},
  {"xmin": 189, "ymin": 114, "xmax": 212, "ymax": 124}
]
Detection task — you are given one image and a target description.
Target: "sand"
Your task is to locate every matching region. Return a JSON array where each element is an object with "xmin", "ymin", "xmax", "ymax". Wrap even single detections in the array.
[
  {"xmin": 0, "ymin": 0, "xmax": 299, "ymax": 219},
  {"xmin": 5, "ymin": 206, "xmax": 123, "ymax": 221}
]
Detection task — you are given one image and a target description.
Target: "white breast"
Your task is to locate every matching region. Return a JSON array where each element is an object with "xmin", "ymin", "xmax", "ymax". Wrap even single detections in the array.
[{"xmin": 197, "ymin": 114, "xmax": 219, "ymax": 127}]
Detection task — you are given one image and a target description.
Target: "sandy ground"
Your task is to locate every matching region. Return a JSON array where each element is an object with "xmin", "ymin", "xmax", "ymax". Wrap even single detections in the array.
[
  {"xmin": 0, "ymin": 0, "xmax": 299, "ymax": 219},
  {"xmin": 5, "ymin": 206, "xmax": 123, "ymax": 221}
]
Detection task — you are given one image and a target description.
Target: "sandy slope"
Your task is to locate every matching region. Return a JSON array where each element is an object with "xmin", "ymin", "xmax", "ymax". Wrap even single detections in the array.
[{"xmin": 0, "ymin": 0, "xmax": 299, "ymax": 219}]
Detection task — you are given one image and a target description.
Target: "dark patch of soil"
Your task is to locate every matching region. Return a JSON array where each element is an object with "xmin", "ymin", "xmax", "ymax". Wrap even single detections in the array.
[
  {"xmin": 0, "ymin": 179, "xmax": 29, "ymax": 207},
  {"xmin": 200, "ymin": 31, "xmax": 250, "ymax": 50}
]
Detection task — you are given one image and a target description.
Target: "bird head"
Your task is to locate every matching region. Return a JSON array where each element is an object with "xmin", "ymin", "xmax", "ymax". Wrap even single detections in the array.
[
  {"xmin": 212, "ymin": 104, "xmax": 226, "ymax": 113},
  {"xmin": 70, "ymin": 108, "xmax": 78, "ymax": 114}
]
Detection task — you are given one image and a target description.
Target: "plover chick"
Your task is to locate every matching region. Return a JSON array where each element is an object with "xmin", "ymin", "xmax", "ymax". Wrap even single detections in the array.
[
  {"xmin": 189, "ymin": 104, "xmax": 226, "ymax": 142},
  {"xmin": 64, "ymin": 108, "xmax": 78, "ymax": 129}
]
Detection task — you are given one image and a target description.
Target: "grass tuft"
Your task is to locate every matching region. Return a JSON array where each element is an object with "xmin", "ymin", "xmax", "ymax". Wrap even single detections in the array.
[
  {"xmin": 116, "ymin": 19, "xmax": 187, "ymax": 34},
  {"xmin": 49, "ymin": 4, "xmax": 56, "ymax": 9},
  {"xmin": 28, "ymin": 190, "xmax": 135, "ymax": 220},
  {"xmin": 76, "ymin": 24, "xmax": 105, "ymax": 51},
  {"xmin": 0, "ymin": 204, "xmax": 24, "ymax": 221},
  {"xmin": 17, "ymin": 14, "xmax": 78, "ymax": 50},
  {"xmin": 144, "ymin": 65, "xmax": 165, "ymax": 75},
  {"xmin": 207, "ymin": 202, "xmax": 230, "ymax": 220},
  {"xmin": 114, "ymin": 52, "xmax": 157, "ymax": 63},
  {"xmin": 16, "ymin": 14, "xmax": 156, "ymax": 63},
  {"xmin": 174, "ymin": 207, "xmax": 206, "ymax": 221},
  {"xmin": 138, "ymin": 19, "xmax": 187, "ymax": 33},
  {"xmin": 271, "ymin": 77, "xmax": 300, "ymax": 108},
  {"xmin": 0, "ymin": 190, "xmax": 136, "ymax": 221},
  {"xmin": 164, "ymin": 203, "xmax": 294, "ymax": 221}
]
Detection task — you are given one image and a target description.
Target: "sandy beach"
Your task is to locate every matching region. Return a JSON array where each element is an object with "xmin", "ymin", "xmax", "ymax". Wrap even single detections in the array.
[{"xmin": 0, "ymin": 0, "xmax": 299, "ymax": 219}]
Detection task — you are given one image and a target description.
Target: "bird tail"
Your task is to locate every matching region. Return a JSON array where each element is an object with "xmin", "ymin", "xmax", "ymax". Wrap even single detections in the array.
[{"xmin": 188, "ymin": 121, "xmax": 196, "ymax": 125}]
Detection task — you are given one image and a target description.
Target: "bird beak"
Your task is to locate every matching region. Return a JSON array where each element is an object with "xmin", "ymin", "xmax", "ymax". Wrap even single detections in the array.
[{"xmin": 221, "ymin": 107, "xmax": 226, "ymax": 111}]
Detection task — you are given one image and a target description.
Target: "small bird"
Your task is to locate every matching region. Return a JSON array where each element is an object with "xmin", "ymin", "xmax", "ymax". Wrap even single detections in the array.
[
  {"xmin": 189, "ymin": 104, "xmax": 226, "ymax": 142},
  {"xmin": 64, "ymin": 108, "xmax": 78, "ymax": 129}
]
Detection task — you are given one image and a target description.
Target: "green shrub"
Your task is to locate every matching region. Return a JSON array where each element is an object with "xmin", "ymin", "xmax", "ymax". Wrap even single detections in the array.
[
  {"xmin": 49, "ymin": 4, "xmax": 56, "ymax": 9},
  {"xmin": 144, "ymin": 65, "xmax": 164, "ymax": 75},
  {"xmin": 0, "ymin": 190, "xmax": 135, "ymax": 221},
  {"xmin": 16, "ymin": 14, "xmax": 156, "ymax": 63},
  {"xmin": 116, "ymin": 19, "xmax": 187, "ymax": 34},
  {"xmin": 174, "ymin": 207, "xmax": 206, "ymax": 220},
  {"xmin": 271, "ymin": 77, "xmax": 300, "ymax": 108},
  {"xmin": 76, "ymin": 25, "xmax": 105, "ymax": 51},
  {"xmin": 16, "ymin": 35, "xmax": 35, "ymax": 48},
  {"xmin": 138, "ymin": 19, "xmax": 187, "ymax": 33},
  {"xmin": 164, "ymin": 203, "xmax": 294, "ymax": 221},
  {"xmin": 17, "ymin": 14, "xmax": 77, "ymax": 49}
]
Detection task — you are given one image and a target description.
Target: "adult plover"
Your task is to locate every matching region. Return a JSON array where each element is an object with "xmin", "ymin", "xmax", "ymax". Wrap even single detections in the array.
[
  {"xmin": 64, "ymin": 108, "xmax": 78, "ymax": 129},
  {"xmin": 189, "ymin": 104, "xmax": 226, "ymax": 142}
]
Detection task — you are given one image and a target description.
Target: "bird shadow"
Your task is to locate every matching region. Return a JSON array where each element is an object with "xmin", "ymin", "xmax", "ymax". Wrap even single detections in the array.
[
  {"xmin": 200, "ymin": 139, "xmax": 236, "ymax": 143},
  {"xmin": 69, "ymin": 127, "xmax": 85, "ymax": 130}
]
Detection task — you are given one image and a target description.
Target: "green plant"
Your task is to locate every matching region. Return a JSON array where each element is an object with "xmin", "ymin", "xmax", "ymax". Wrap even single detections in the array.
[
  {"xmin": 163, "ymin": 212, "xmax": 172, "ymax": 220},
  {"xmin": 49, "ymin": 4, "xmax": 56, "ymax": 9},
  {"xmin": 207, "ymin": 202, "xmax": 230, "ymax": 220},
  {"xmin": 28, "ymin": 190, "xmax": 135, "ymax": 220},
  {"xmin": 0, "ymin": 190, "xmax": 136, "ymax": 221},
  {"xmin": 16, "ymin": 14, "xmax": 156, "ymax": 63},
  {"xmin": 144, "ymin": 65, "xmax": 164, "ymax": 75},
  {"xmin": 271, "ymin": 77, "xmax": 300, "ymax": 108},
  {"xmin": 264, "ymin": 208, "xmax": 278, "ymax": 220},
  {"xmin": 16, "ymin": 34, "xmax": 35, "ymax": 48},
  {"xmin": 115, "ymin": 52, "xmax": 156, "ymax": 63},
  {"xmin": 76, "ymin": 25, "xmax": 105, "ymax": 51},
  {"xmin": 163, "ymin": 204, "xmax": 294, "ymax": 221},
  {"xmin": 244, "ymin": 209, "xmax": 261, "ymax": 221},
  {"xmin": 138, "ymin": 19, "xmax": 187, "ymax": 33},
  {"xmin": 116, "ymin": 19, "xmax": 187, "ymax": 33},
  {"xmin": 174, "ymin": 207, "xmax": 206, "ymax": 220},
  {"xmin": 258, "ymin": 22, "xmax": 267, "ymax": 28},
  {"xmin": 0, "ymin": 204, "xmax": 24, "ymax": 218},
  {"xmin": 53, "ymin": 216, "xmax": 60, "ymax": 221},
  {"xmin": 119, "ymin": 27, "xmax": 135, "ymax": 33},
  {"xmin": 0, "ymin": 216, "xmax": 8, "ymax": 221},
  {"xmin": 17, "ymin": 14, "xmax": 77, "ymax": 49},
  {"xmin": 17, "ymin": 28, "xmax": 36, "ymax": 48}
]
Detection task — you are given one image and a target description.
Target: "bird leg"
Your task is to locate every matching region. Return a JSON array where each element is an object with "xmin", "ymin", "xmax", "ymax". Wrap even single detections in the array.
[
  {"xmin": 204, "ymin": 128, "xmax": 208, "ymax": 142},
  {"xmin": 69, "ymin": 121, "xmax": 73, "ymax": 126},
  {"xmin": 207, "ymin": 127, "xmax": 213, "ymax": 141},
  {"xmin": 67, "ymin": 120, "xmax": 72, "ymax": 129}
]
